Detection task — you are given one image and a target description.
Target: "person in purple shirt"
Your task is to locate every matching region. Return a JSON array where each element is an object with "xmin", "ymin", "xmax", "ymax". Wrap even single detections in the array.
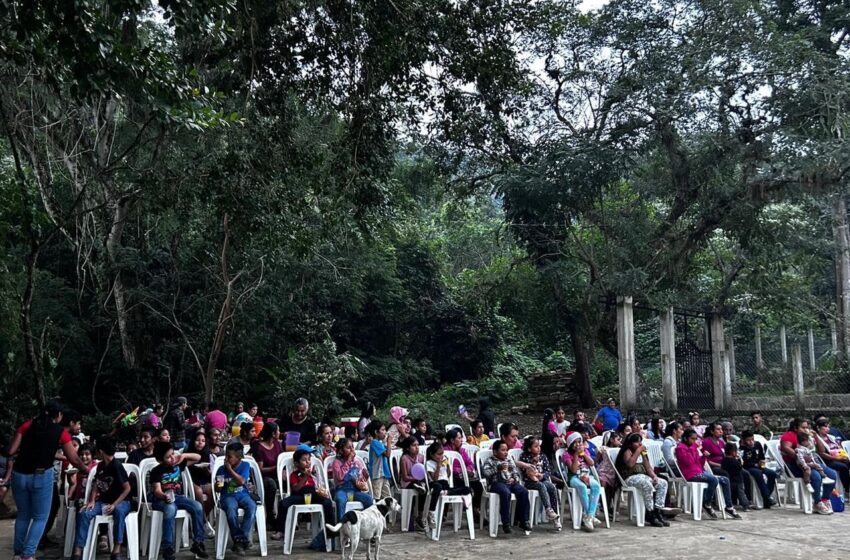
[{"xmin": 204, "ymin": 402, "xmax": 228, "ymax": 432}]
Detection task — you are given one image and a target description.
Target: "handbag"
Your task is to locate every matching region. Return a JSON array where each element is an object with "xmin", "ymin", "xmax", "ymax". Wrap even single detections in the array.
[{"xmin": 830, "ymin": 493, "xmax": 845, "ymax": 513}]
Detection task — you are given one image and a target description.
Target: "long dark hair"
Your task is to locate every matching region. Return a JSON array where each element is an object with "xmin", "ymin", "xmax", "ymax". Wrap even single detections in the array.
[
  {"xmin": 34, "ymin": 400, "xmax": 63, "ymax": 428},
  {"xmin": 614, "ymin": 433, "xmax": 643, "ymax": 473},
  {"xmin": 541, "ymin": 408, "xmax": 554, "ymax": 436}
]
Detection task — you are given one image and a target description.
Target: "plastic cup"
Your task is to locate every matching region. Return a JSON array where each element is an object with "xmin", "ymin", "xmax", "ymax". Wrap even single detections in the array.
[
  {"xmin": 347, "ymin": 491, "xmax": 354, "ymax": 502},
  {"xmin": 304, "ymin": 493, "xmax": 312, "ymax": 505}
]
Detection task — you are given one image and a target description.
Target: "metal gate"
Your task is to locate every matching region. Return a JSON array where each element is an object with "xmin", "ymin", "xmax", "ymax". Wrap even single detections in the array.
[{"xmin": 675, "ymin": 314, "xmax": 714, "ymax": 410}]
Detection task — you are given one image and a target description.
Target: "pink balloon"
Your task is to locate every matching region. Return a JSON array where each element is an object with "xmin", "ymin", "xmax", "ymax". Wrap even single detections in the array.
[{"xmin": 411, "ymin": 463, "xmax": 426, "ymax": 481}]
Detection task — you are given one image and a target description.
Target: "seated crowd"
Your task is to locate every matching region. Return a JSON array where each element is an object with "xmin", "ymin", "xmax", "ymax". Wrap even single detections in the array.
[{"xmin": 6, "ymin": 396, "xmax": 850, "ymax": 560}]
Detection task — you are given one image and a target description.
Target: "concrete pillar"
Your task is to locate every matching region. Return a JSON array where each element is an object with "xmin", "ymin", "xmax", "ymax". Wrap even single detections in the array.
[
  {"xmin": 792, "ymin": 344, "xmax": 805, "ymax": 409},
  {"xmin": 832, "ymin": 320, "xmax": 839, "ymax": 355},
  {"xmin": 617, "ymin": 296, "xmax": 637, "ymax": 410},
  {"xmin": 660, "ymin": 307, "xmax": 677, "ymax": 410},
  {"xmin": 710, "ymin": 314, "xmax": 732, "ymax": 409},
  {"xmin": 807, "ymin": 328, "xmax": 816, "ymax": 372},
  {"xmin": 726, "ymin": 335, "xmax": 737, "ymax": 382},
  {"xmin": 780, "ymin": 325, "xmax": 788, "ymax": 366},
  {"xmin": 755, "ymin": 325, "xmax": 764, "ymax": 370}
]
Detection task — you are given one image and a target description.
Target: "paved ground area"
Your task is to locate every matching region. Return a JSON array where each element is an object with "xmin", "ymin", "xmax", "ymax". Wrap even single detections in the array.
[{"xmin": 3, "ymin": 506, "xmax": 850, "ymax": 560}]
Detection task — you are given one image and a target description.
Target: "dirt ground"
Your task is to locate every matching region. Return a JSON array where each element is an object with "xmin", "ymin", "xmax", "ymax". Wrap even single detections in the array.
[{"xmin": 4, "ymin": 505, "xmax": 850, "ymax": 560}]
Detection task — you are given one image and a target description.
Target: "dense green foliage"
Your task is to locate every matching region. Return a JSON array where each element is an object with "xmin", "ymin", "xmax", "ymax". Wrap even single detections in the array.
[{"xmin": 1, "ymin": 0, "xmax": 850, "ymax": 427}]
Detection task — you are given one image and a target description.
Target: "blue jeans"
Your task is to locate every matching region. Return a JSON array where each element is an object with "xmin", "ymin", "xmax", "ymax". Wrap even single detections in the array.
[
  {"xmin": 333, "ymin": 488, "xmax": 373, "ymax": 521},
  {"xmin": 489, "ymin": 481, "xmax": 530, "ymax": 526},
  {"xmin": 745, "ymin": 467, "xmax": 778, "ymax": 503},
  {"xmin": 12, "ymin": 470, "xmax": 56, "ymax": 557},
  {"xmin": 688, "ymin": 472, "xmax": 731, "ymax": 506},
  {"xmin": 152, "ymin": 495, "xmax": 205, "ymax": 548},
  {"xmin": 787, "ymin": 462, "xmax": 836, "ymax": 502},
  {"xmin": 568, "ymin": 476, "xmax": 600, "ymax": 517},
  {"xmin": 220, "ymin": 493, "xmax": 257, "ymax": 542},
  {"xmin": 74, "ymin": 501, "xmax": 132, "ymax": 548}
]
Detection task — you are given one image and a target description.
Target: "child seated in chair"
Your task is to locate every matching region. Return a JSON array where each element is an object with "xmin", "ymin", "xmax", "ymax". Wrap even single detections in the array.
[
  {"xmin": 149, "ymin": 441, "xmax": 208, "ymax": 560},
  {"xmin": 70, "ymin": 438, "xmax": 131, "ymax": 560},
  {"xmin": 398, "ymin": 437, "xmax": 427, "ymax": 530},
  {"xmin": 425, "ymin": 442, "xmax": 471, "ymax": 530},
  {"xmin": 330, "ymin": 438, "xmax": 373, "ymax": 520},
  {"xmin": 739, "ymin": 431, "xmax": 777, "ymax": 508},
  {"xmin": 218, "ymin": 443, "xmax": 257, "ymax": 556},
  {"xmin": 720, "ymin": 442, "xmax": 751, "ymax": 511},
  {"xmin": 562, "ymin": 432, "xmax": 601, "ymax": 532},
  {"xmin": 796, "ymin": 432, "xmax": 825, "ymax": 493},
  {"xmin": 519, "ymin": 436, "xmax": 561, "ymax": 530},
  {"xmin": 272, "ymin": 448, "xmax": 334, "ymax": 541},
  {"xmin": 482, "ymin": 441, "xmax": 532, "ymax": 535},
  {"xmin": 68, "ymin": 443, "xmax": 96, "ymax": 508}
]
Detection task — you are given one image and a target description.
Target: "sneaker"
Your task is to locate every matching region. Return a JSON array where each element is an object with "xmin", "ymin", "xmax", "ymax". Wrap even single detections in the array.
[
  {"xmin": 554, "ymin": 518, "xmax": 562, "ymax": 530},
  {"xmin": 428, "ymin": 512, "xmax": 436, "ymax": 528},
  {"xmin": 581, "ymin": 515, "xmax": 595, "ymax": 532},
  {"xmin": 815, "ymin": 501, "xmax": 830, "ymax": 514},
  {"xmin": 724, "ymin": 507, "xmax": 742, "ymax": 519},
  {"xmin": 415, "ymin": 516, "xmax": 427, "ymax": 530},
  {"xmin": 703, "ymin": 505, "xmax": 718, "ymax": 519},
  {"xmin": 823, "ymin": 499, "xmax": 834, "ymax": 514},
  {"xmin": 190, "ymin": 542, "xmax": 209, "ymax": 560},
  {"xmin": 660, "ymin": 506, "xmax": 682, "ymax": 517},
  {"xmin": 270, "ymin": 532, "xmax": 283, "ymax": 541},
  {"xmin": 162, "ymin": 547, "xmax": 176, "ymax": 560},
  {"xmin": 502, "ymin": 524, "xmax": 512, "ymax": 534},
  {"xmin": 519, "ymin": 521, "xmax": 532, "ymax": 534},
  {"xmin": 823, "ymin": 477, "xmax": 835, "ymax": 485},
  {"xmin": 243, "ymin": 540, "xmax": 253, "ymax": 550},
  {"xmin": 98, "ymin": 536, "xmax": 110, "ymax": 553},
  {"xmin": 204, "ymin": 521, "xmax": 216, "ymax": 539},
  {"xmin": 546, "ymin": 508, "xmax": 558, "ymax": 522},
  {"xmin": 231, "ymin": 541, "xmax": 246, "ymax": 556},
  {"xmin": 806, "ymin": 483, "xmax": 815, "ymax": 493}
]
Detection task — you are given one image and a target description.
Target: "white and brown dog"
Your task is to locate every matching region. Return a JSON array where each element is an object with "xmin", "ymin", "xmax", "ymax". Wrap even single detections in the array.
[{"xmin": 326, "ymin": 497, "xmax": 401, "ymax": 560}]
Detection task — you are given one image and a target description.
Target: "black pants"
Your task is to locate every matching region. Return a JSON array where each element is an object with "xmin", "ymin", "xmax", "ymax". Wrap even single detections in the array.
[{"xmin": 429, "ymin": 480, "xmax": 471, "ymax": 511}]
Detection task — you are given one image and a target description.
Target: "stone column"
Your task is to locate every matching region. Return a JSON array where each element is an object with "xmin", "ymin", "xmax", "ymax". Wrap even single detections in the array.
[
  {"xmin": 617, "ymin": 296, "xmax": 637, "ymax": 410},
  {"xmin": 755, "ymin": 325, "xmax": 764, "ymax": 370},
  {"xmin": 710, "ymin": 314, "xmax": 731, "ymax": 409},
  {"xmin": 660, "ymin": 307, "xmax": 677, "ymax": 410},
  {"xmin": 780, "ymin": 325, "xmax": 788, "ymax": 366},
  {"xmin": 808, "ymin": 328, "xmax": 816, "ymax": 372},
  {"xmin": 792, "ymin": 344, "xmax": 805, "ymax": 410},
  {"xmin": 726, "ymin": 335, "xmax": 737, "ymax": 382}
]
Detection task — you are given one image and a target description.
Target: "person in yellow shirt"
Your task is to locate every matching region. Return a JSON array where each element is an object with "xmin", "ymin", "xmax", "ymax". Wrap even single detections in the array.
[{"xmin": 466, "ymin": 420, "xmax": 490, "ymax": 446}]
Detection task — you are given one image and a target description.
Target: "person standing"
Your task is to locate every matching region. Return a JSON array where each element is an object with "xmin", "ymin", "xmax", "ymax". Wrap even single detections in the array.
[
  {"xmin": 166, "ymin": 397, "xmax": 199, "ymax": 452},
  {"xmin": 204, "ymin": 402, "xmax": 228, "ymax": 433},
  {"xmin": 279, "ymin": 398, "xmax": 318, "ymax": 445},
  {"xmin": 8, "ymin": 401, "xmax": 89, "ymax": 560},
  {"xmin": 593, "ymin": 398, "xmax": 623, "ymax": 433}
]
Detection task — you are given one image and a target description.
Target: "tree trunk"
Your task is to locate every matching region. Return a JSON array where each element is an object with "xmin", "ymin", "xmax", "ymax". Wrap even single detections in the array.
[
  {"xmin": 569, "ymin": 322, "xmax": 595, "ymax": 408},
  {"xmin": 22, "ymin": 240, "xmax": 46, "ymax": 407},
  {"xmin": 204, "ymin": 214, "xmax": 235, "ymax": 406},
  {"xmin": 106, "ymin": 196, "xmax": 137, "ymax": 370},
  {"xmin": 834, "ymin": 195, "xmax": 850, "ymax": 369}
]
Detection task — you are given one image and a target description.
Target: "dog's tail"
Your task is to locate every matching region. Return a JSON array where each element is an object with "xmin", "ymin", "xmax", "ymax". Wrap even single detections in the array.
[{"xmin": 325, "ymin": 510, "xmax": 358, "ymax": 533}]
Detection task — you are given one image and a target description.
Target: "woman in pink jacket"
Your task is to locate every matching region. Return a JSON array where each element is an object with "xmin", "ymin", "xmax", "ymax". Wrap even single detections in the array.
[{"xmin": 675, "ymin": 429, "xmax": 738, "ymax": 519}]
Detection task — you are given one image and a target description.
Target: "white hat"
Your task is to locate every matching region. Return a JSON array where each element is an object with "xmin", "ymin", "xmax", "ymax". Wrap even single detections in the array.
[{"xmin": 566, "ymin": 432, "xmax": 583, "ymax": 450}]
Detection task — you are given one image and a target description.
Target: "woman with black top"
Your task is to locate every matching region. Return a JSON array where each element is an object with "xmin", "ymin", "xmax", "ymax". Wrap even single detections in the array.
[{"xmin": 8, "ymin": 401, "xmax": 89, "ymax": 560}]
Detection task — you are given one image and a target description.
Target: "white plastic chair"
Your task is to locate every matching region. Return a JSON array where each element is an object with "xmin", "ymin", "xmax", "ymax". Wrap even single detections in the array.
[
  {"xmin": 428, "ymin": 451, "xmax": 475, "ymax": 541},
  {"xmin": 275, "ymin": 452, "xmax": 295, "ymax": 502},
  {"xmin": 605, "ymin": 448, "xmax": 645, "ymax": 527},
  {"xmin": 211, "ymin": 456, "xmax": 269, "ymax": 559},
  {"xmin": 281, "ymin": 456, "xmax": 331, "ymax": 555},
  {"xmin": 666, "ymin": 452, "xmax": 711, "ymax": 520},
  {"xmin": 507, "ymin": 449, "xmax": 540, "ymax": 526},
  {"xmin": 766, "ymin": 440, "xmax": 812, "ymax": 514},
  {"xmin": 138, "ymin": 458, "xmax": 193, "ymax": 560},
  {"xmin": 391, "ymin": 450, "xmax": 425, "ymax": 532},
  {"xmin": 62, "ymin": 466, "xmax": 80, "ymax": 557},
  {"xmin": 554, "ymin": 448, "xmax": 608, "ymax": 529},
  {"xmin": 324, "ymin": 455, "xmax": 373, "ymax": 515},
  {"xmin": 589, "ymin": 436, "xmax": 603, "ymax": 448},
  {"xmin": 475, "ymin": 450, "xmax": 515, "ymax": 538},
  {"xmin": 461, "ymin": 444, "xmax": 479, "ymax": 463},
  {"xmin": 76, "ymin": 465, "xmax": 117, "ymax": 560},
  {"xmin": 479, "ymin": 439, "xmax": 495, "ymax": 450},
  {"xmin": 123, "ymin": 463, "xmax": 142, "ymax": 560}
]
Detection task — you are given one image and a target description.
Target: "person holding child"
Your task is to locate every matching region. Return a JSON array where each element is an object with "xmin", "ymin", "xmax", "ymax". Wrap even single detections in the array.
[
  {"xmin": 561, "ymin": 432, "xmax": 601, "ymax": 532},
  {"xmin": 69, "ymin": 438, "xmax": 131, "ymax": 560},
  {"xmin": 675, "ymin": 428, "xmax": 738, "ymax": 519},
  {"xmin": 813, "ymin": 419, "xmax": 850, "ymax": 493},
  {"xmin": 330, "ymin": 438, "xmax": 373, "ymax": 519},
  {"xmin": 780, "ymin": 418, "xmax": 836, "ymax": 514},
  {"xmin": 720, "ymin": 442, "xmax": 751, "ymax": 511},
  {"xmin": 482, "ymin": 440, "xmax": 532, "ymax": 535}
]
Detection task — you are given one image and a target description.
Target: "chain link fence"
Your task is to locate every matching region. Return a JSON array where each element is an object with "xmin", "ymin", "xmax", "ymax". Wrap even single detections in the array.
[{"xmin": 634, "ymin": 311, "xmax": 662, "ymax": 408}]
